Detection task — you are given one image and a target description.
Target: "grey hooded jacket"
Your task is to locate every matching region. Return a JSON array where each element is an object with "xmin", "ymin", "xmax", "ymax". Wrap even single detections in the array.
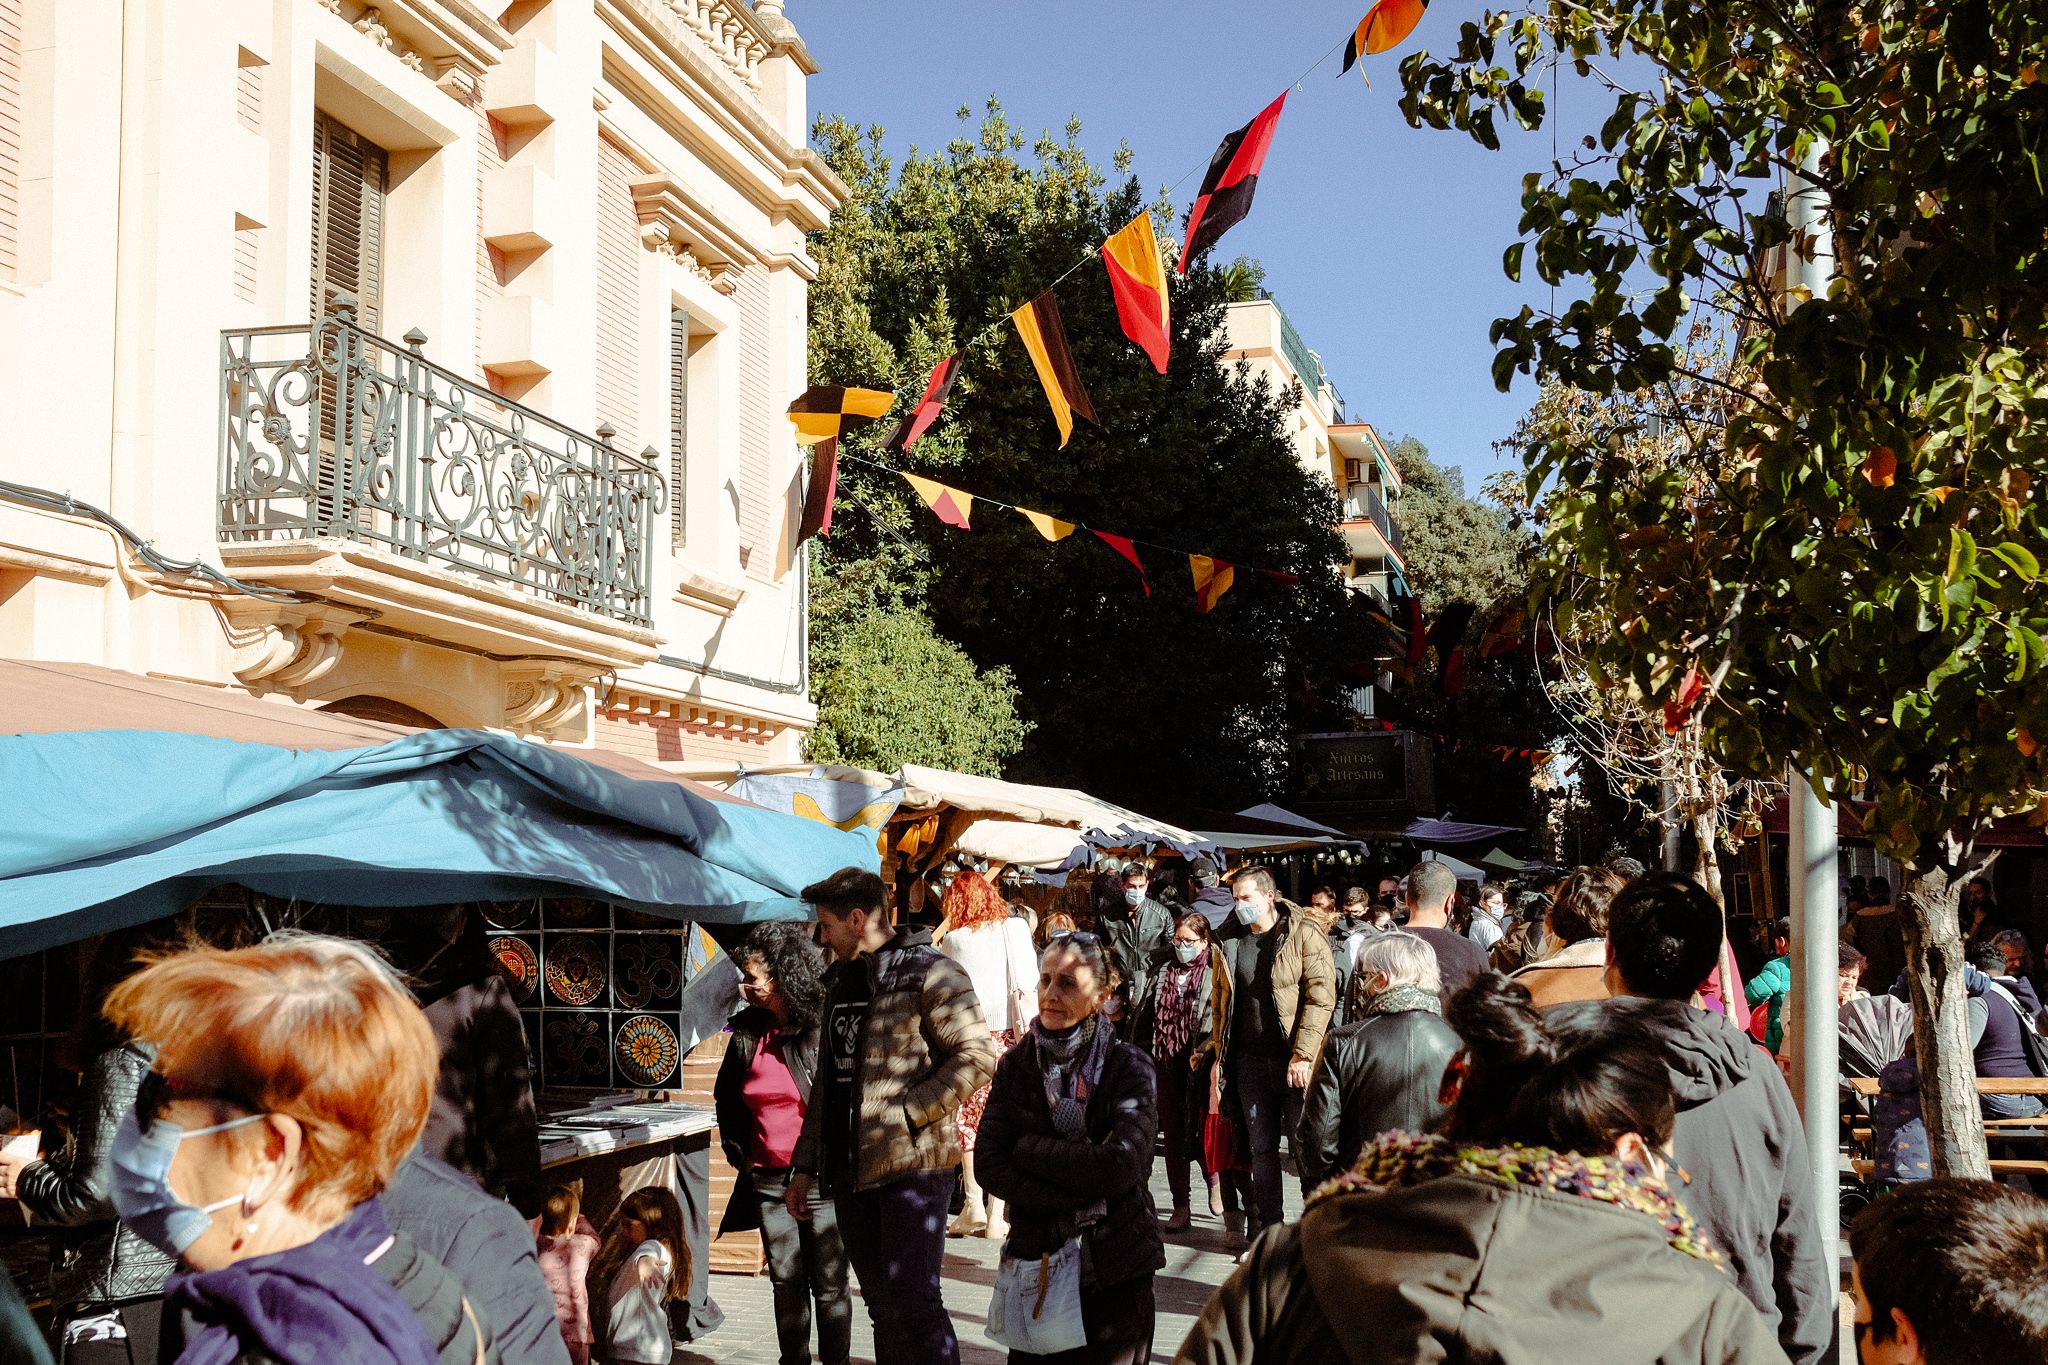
[{"xmin": 1548, "ymin": 996, "xmax": 1833, "ymax": 1365}]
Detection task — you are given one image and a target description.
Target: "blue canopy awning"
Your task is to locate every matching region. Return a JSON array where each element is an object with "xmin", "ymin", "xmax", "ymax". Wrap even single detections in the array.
[{"xmin": 0, "ymin": 727, "xmax": 880, "ymax": 959}]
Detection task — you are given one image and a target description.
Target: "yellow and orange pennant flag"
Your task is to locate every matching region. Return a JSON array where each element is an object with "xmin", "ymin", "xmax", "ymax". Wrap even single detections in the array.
[
  {"xmin": 1190, "ymin": 555, "xmax": 1235, "ymax": 612},
  {"xmin": 1339, "ymin": 0, "xmax": 1429, "ymax": 76},
  {"xmin": 1011, "ymin": 292, "xmax": 1097, "ymax": 447},
  {"xmin": 786, "ymin": 385, "xmax": 894, "ymax": 446},
  {"xmin": 1018, "ymin": 507, "xmax": 1076, "ymax": 542},
  {"xmin": 1101, "ymin": 213, "xmax": 1171, "ymax": 374},
  {"xmin": 901, "ymin": 472, "xmax": 973, "ymax": 530}
]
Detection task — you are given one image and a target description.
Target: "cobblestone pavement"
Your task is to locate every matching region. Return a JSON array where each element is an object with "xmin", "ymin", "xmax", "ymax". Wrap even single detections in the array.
[{"xmin": 679, "ymin": 1161, "xmax": 1302, "ymax": 1365}]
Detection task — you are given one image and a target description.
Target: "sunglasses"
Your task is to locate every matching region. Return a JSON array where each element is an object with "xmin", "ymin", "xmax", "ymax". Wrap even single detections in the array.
[{"xmin": 1047, "ymin": 930, "xmax": 1102, "ymax": 947}]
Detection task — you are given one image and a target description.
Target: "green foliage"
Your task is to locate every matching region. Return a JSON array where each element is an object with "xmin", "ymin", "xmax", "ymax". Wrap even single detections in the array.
[
  {"xmin": 1383, "ymin": 435, "xmax": 1529, "ymax": 610},
  {"xmin": 806, "ymin": 101, "xmax": 1362, "ymax": 809},
  {"xmin": 807, "ymin": 597, "xmax": 1028, "ymax": 777},
  {"xmin": 1402, "ymin": 3, "xmax": 2048, "ymax": 874}
]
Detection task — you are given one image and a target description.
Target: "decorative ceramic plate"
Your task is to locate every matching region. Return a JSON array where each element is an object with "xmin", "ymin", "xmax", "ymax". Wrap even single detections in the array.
[
  {"xmin": 615, "ymin": 1014, "xmax": 680, "ymax": 1086},
  {"xmin": 487, "ymin": 936, "xmax": 538, "ymax": 1002},
  {"xmin": 482, "ymin": 901, "xmax": 535, "ymax": 930},
  {"xmin": 614, "ymin": 935, "xmax": 683, "ymax": 1008},
  {"xmin": 544, "ymin": 935, "xmax": 607, "ymax": 1006},
  {"xmin": 543, "ymin": 1013, "xmax": 608, "ymax": 1086}
]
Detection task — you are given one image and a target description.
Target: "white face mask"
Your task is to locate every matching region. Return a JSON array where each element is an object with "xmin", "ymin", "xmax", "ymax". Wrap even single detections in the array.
[
  {"xmin": 1232, "ymin": 897, "xmax": 1260, "ymax": 926},
  {"xmin": 1174, "ymin": 940, "xmax": 1203, "ymax": 964},
  {"xmin": 1123, "ymin": 887, "xmax": 1147, "ymax": 908}
]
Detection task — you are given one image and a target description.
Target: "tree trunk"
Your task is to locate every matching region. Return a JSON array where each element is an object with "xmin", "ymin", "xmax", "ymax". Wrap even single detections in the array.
[
  {"xmin": 1898, "ymin": 864, "xmax": 1991, "ymax": 1179},
  {"xmin": 1688, "ymin": 809, "xmax": 1724, "ymax": 909}
]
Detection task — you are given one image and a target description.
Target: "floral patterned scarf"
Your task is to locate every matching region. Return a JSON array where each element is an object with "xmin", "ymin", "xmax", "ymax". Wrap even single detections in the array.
[
  {"xmin": 1307, "ymin": 1131, "xmax": 1720, "ymax": 1263},
  {"xmin": 1151, "ymin": 954, "xmax": 1207, "ymax": 1059}
]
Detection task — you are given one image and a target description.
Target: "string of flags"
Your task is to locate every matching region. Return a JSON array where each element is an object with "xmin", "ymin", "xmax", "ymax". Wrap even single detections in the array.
[
  {"xmin": 1359, "ymin": 715, "xmax": 1558, "ymax": 769},
  {"xmin": 781, "ymin": 5, "xmax": 1436, "ymax": 612}
]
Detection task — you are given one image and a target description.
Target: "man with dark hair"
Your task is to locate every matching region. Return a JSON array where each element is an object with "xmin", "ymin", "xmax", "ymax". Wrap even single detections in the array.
[
  {"xmin": 1605, "ymin": 853, "xmax": 1647, "ymax": 881},
  {"xmin": 1552, "ymin": 872, "xmax": 1832, "ymax": 1365},
  {"xmin": 1962, "ymin": 942, "xmax": 2047, "ymax": 1120},
  {"xmin": 1394, "ymin": 862, "xmax": 1488, "ymax": 1003},
  {"xmin": 1101, "ymin": 861, "xmax": 1174, "ymax": 1036},
  {"xmin": 1851, "ymin": 1178, "xmax": 2048, "ymax": 1363},
  {"xmin": 787, "ymin": 867, "xmax": 996, "ymax": 1365},
  {"xmin": 1215, "ymin": 865, "xmax": 1334, "ymax": 1245},
  {"xmin": 1189, "ymin": 857, "xmax": 1234, "ymax": 929}
]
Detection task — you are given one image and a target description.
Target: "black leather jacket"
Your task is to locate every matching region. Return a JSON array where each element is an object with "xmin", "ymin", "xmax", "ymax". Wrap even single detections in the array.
[
  {"xmin": 16, "ymin": 1042, "xmax": 177, "ymax": 1307},
  {"xmin": 1294, "ymin": 1007, "xmax": 1458, "ymax": 1192}
]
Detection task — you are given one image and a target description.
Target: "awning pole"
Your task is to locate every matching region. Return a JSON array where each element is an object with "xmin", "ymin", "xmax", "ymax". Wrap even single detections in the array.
[{"xmin": 1786, "ymin": 767, "xmax": 1841, "ymax": 1272}]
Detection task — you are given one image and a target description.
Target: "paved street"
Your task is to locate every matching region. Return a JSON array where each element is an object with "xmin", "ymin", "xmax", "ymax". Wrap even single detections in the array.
[{"xmin": 682, "ymin": 1159, "xmax": 1298, "ymax": 1365}]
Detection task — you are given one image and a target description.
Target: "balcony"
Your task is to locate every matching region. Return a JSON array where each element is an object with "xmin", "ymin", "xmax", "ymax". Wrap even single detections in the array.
[
  {"xmin": 1340, "ymin": 484, "xmax": 1405, "ymax": 564},
  {"xmin": 219, "ymin": 296, "xmax": 665, "ymax": 632}
]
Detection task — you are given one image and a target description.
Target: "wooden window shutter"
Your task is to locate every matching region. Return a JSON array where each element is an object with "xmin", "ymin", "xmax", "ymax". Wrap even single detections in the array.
[
  {"xmin": 669, "ymin": 307, "xmax": 688, "ymax": 547},
  {"xmin": 0, "ymin": 0, "xmax": 21, "ymax": 281},
  {"xmin": 594, "ymin": 135, "xmax": 640, "ymax": 444},
  {"xmin": 310, "ymin": 111, "xmax": 386, "ymax": 331}
]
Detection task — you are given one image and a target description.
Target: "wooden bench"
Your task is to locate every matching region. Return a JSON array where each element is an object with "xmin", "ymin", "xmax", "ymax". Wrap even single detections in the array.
[{"xmin": 1847, "ymin": 1076, "xmax": 2048, "ymax": 1097}]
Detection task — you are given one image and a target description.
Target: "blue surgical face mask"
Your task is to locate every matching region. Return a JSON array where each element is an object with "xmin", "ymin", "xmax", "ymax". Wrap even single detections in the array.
[
  {"xmin": 109, "ymin": 1108, "xmax": 267, "ymax": 1256},
  {"xmin": 1232, "ymin": 897, "xmax": 1260, "ymax": 926},
  {"xmin": 1174, "ymin": 940, "xmax": 1203, "ymax": 964},
  {"xmin": 1123, "ymin": 887, "xmax": 1146, "ymax": 908}
]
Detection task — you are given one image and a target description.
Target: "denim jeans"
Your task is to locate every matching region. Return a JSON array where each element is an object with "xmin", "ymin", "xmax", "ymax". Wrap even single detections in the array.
[
  {"xmin": 752, "ymin": 1167, "xmax": 852, "ymax": 1365},
  {"xmin": 1983, "ymin": 1091, "xmax": 2048, "ymax": 1121},
  {"xmin": 834, "ymin": 1169, "xmax": 958, "ymax": 1365},
  {"xmin": 1231, "ymin": 1051, "xmax": 1294, "ymax": 1229}
]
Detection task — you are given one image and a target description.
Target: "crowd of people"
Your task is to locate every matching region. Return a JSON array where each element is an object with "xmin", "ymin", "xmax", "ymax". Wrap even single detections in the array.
[{"xmin": 4, "ymin": 855, "xmax": 2048, "ymax": 1364}]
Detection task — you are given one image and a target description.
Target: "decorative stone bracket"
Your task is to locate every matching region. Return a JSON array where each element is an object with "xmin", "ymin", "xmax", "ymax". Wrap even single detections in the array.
[
  {"xmin": 219, "ymin": 600, "xmax": 379, "ymax": 697},
  {"xmin": 501, "ymin": 662, "xmax": 602, "ymax": 737},
  {"xmin": 632, "ymin": 173, "xmax": 749, "ymax": 294}
]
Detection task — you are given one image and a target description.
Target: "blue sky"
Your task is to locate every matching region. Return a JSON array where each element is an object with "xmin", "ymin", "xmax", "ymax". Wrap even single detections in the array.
[{"xmin": 797, "ymin": 0, "xmax": 1611, "ymax": 493}]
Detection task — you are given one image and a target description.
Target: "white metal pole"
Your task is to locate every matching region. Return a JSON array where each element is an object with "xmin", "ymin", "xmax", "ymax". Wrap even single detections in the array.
[{"xmin": 1782, "ymin": 136, "xmax": 1841, "ymax": 1268}]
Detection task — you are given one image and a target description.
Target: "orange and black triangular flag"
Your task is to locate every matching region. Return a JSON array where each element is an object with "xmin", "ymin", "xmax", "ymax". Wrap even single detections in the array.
[
  {"xmin": 1102, "ymin": 213, "xmax": 1171, "ymax": 374},
  {"xmin": 796, "ymin": 438, "xmax": 838, "ymax": 546},
  {"xmin": 1018, "ymin": 508, "xmax": 1077, "ymax": 542},
  {"xmin": 902, "ymin": 472, "xmax": 973, "ymax": 530},
  {"xmin": 1179, "ymin": 92, "xmax": 1287, "ymax": 274},
  {"xmin": 1011, "ymin": 292, "xmax": 1097, "ymax": 447},
  {"xmin": 1190, "ymin": 555, "xmax": 1235, "ymax": 612},
  {"xmin": 787, "ymin": 386, "xmax": 893, "ymax": 446},
  {"xmin": 1339, "ymin": 0, "xmax": 1429, "ymax": 77},
  {"xmin": 1095, "ymin": 531, "xmax": 1149, "ymax": 596},
  {"xmin": 881, "ymin": 353, "xmax": 962, "ymax": 452}
]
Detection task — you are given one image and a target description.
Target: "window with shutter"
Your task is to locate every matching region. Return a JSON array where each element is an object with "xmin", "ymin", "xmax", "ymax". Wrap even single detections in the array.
[
  {"xmin": 595, "ymin": 135, "xmax": 640, "ymax": 443},
  {"xmin": 310, "ymin": 111, "xmax": 387, "ymax": 331},
  {"xmin": 0, "ymin": 0, "xmax": 22, "ymax": 281},
  {"xmin": 669, "ymin": 307, "xmax": 688, "ymax": 547}
]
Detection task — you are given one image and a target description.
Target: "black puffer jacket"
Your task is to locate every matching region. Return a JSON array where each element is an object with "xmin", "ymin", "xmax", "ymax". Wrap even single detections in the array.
[
  {"xmin": 1294, "ymin": 1005, "xmax": 1458, "ymax": 1191},
  {"xmin": 16, "ymin": 1042, "xmax": 178, "ymax": 1307},
  {"xmin": 975, "ymin": 1028, "xmax": 1165, "ymax": 1289},
  {"xmin": 713, "ymin": 1006, "xmax": 819, "ymax": 1236}
]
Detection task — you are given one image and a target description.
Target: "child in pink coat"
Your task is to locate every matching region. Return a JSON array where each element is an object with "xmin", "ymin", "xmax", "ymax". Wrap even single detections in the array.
[{"xmin": 531, "ymin": 1183, "xmax": 601, "ymax": 1365}]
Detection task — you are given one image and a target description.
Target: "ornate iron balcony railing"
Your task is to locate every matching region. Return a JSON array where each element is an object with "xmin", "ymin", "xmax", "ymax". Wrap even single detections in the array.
[{"xmin": 220, "ymin": 296, "xmax": 664, "ymax": 626}]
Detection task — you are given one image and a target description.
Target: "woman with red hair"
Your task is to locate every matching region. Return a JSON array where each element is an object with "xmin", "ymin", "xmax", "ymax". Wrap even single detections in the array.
[
  {"xmin": 935, "ymin": 869, "xmax": 1039, "ymax": 1239},
  {"xmin": 102, "ymin": 933, "xmax": 491, "ymax": 1364}
]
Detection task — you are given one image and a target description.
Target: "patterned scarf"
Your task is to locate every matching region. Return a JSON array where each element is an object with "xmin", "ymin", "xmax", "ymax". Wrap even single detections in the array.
[
  {"xmin": 1308, "ymin": 1131, "xmax": 1720, "ymax": 1264},
  {"xmin": 1151, "ymin": 954, "xmax": 1207, "ymax": 1059},
  {"xmin": 1361, "ymin": 983, "xmax": 1440, "ymax": 1017},
  {"xmin": 1031, "ymin": 1015, "xmax": 1116, "ymax": 1226}
]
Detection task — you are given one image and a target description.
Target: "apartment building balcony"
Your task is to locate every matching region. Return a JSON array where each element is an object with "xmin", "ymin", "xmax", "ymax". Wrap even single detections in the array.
[
  {"xmin": 217, "ymin": 296, "xmax": 665, "ymax": 674},
  {"xmin": 1340, "ymin": 483, "xmax": 1405, "ymax": 566}
]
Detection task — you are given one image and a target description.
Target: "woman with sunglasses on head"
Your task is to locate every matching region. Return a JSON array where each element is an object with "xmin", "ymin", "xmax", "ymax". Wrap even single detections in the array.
[
  {"xmin": 1177, "ymin": 972, "xmax": 1783, "ymax": 1364},
  {"xmin": 102, "ymin": 933, "xmax": 494, "ymax": 1364},
  {"xmin": 975, "ymin": 932, "xmax": 1163, "ymax": 1365}
]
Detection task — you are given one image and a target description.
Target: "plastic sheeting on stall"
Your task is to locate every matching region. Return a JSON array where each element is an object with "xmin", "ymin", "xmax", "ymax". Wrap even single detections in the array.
[{"xmin": 0, "ymin": 728, "xmax": 880, "ymax": 958}]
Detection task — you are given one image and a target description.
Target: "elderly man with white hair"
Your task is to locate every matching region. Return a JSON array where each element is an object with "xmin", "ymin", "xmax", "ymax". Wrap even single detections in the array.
[{"xmin": 1293, "ymin": 931, "xmax": 1462, "ymax": 1192}]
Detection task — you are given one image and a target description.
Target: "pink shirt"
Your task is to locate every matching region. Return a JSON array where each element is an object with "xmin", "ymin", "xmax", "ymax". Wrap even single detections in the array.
[
  {"xmin": 743, "ymin": 1030, "xmax": 806, "ymax": 1168},
  {"xmin": 532, "ymin": 1218, "xmax": 599, "ymax": 1345}
]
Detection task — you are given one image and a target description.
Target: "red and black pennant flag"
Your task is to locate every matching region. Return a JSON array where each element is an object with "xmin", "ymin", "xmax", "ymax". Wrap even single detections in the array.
[
  {"xmin": 786, "ymin": 386, "xmax": 894, "ymax": 446},
  {"xmin": 1178, "ymin": 92, "xmax": 1288, "ymax": 275},
  {"xmin": 795, "ymin": 438, "xmax": 839, "ymax": 546},
  {"xmin": 1012, "ymin": 292, "xmax": 1097, "ymax": 447},
  {"xmin": 1095, "ymin": 531, "xmax": 1150, "ymax": 596},
  {"xmin": 1426, "ymin": 602, "xmax": 1476, "ymax": 661},
  {"xmin": 882, "ymin": 353, "xmax": 962, "ymax": 452}
]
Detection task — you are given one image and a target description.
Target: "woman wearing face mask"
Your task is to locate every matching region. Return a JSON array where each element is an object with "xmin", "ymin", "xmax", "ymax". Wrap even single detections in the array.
[
  {"xmin": 101, "ymin": 933, "xmax": 493, "ymax": 1365},
  {"xmin": 0, "ymin": 930, "xmax": 173, "ymax": 1365},
  {"xmin": 1135, "ymin": 913, "xmax": 1229, "ymax": 1232},
  {"xmin": 1178, "ymin": 972, "xmax": 1783, "ymax": 1364},
  {"xmin": 935, "ymin": 869, "xmax": 1041, "ymax": 1239},
  {"xmin": 975, "ymin": 933, "xmax": 1163, "ymax": 1365}
]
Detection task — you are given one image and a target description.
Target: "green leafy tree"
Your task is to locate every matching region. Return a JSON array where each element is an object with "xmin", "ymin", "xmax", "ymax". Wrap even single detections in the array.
[
  {"xmin": 1402, "ymin": 0, "xmax": 2048, "ymax": 1175},
  {"xmin": 1385, "ymin": 435, "xmax": 1528, "ymax": 609},
  {"xmin": 807, "ymin": 603, "xmax": 1029, "ymax": 776},
  {"xmin": 806, "ymin": 102, "xmax": 1362, "ymax": 810}
]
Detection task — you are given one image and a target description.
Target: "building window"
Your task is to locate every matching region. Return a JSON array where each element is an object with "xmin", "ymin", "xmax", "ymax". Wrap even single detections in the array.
[
  {"xmin": 0, "ymin": 0, "xmax": 21, "ymax": 281},
  {"xmin": 595, "ymin": 134, "xmax": 640, "ymax": 444},
  {"xmin": 236, "ymin": 48, "xmax": 263, "ymax": 133},
  {"xmin": 669, "ymin": 307, "xmax": 688, "ymax": 547},
  {"xmin": 310, "ymin": 111, "xmax": 387, "ymax": 329},
  {"xmin": 233, "ymin": 218, "xmax": 260, "ymax": 304}
]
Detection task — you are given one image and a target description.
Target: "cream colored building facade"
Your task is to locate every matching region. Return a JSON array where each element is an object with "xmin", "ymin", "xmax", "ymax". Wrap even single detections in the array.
[
  {"xmin": 1221, "ymin": 297, "xmax": 1406, "ymax": 603},
  {"xmin": 0, "ymin": 0, "xmax": 841, "ymax": 765}
]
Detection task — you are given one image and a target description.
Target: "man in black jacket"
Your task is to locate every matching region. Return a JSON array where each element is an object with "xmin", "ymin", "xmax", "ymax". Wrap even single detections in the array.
[
  {"xmin": 1550, "ymin": 872, "xmax": 1834, "ymax": 1365},
  {"xmin": 1100, "ymin": 862, "xmax": 1174, "ymax": 1034},
  {"xmin": 1295, "ymin": 931, "xmax": 1458, "ymax": 1191}
]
